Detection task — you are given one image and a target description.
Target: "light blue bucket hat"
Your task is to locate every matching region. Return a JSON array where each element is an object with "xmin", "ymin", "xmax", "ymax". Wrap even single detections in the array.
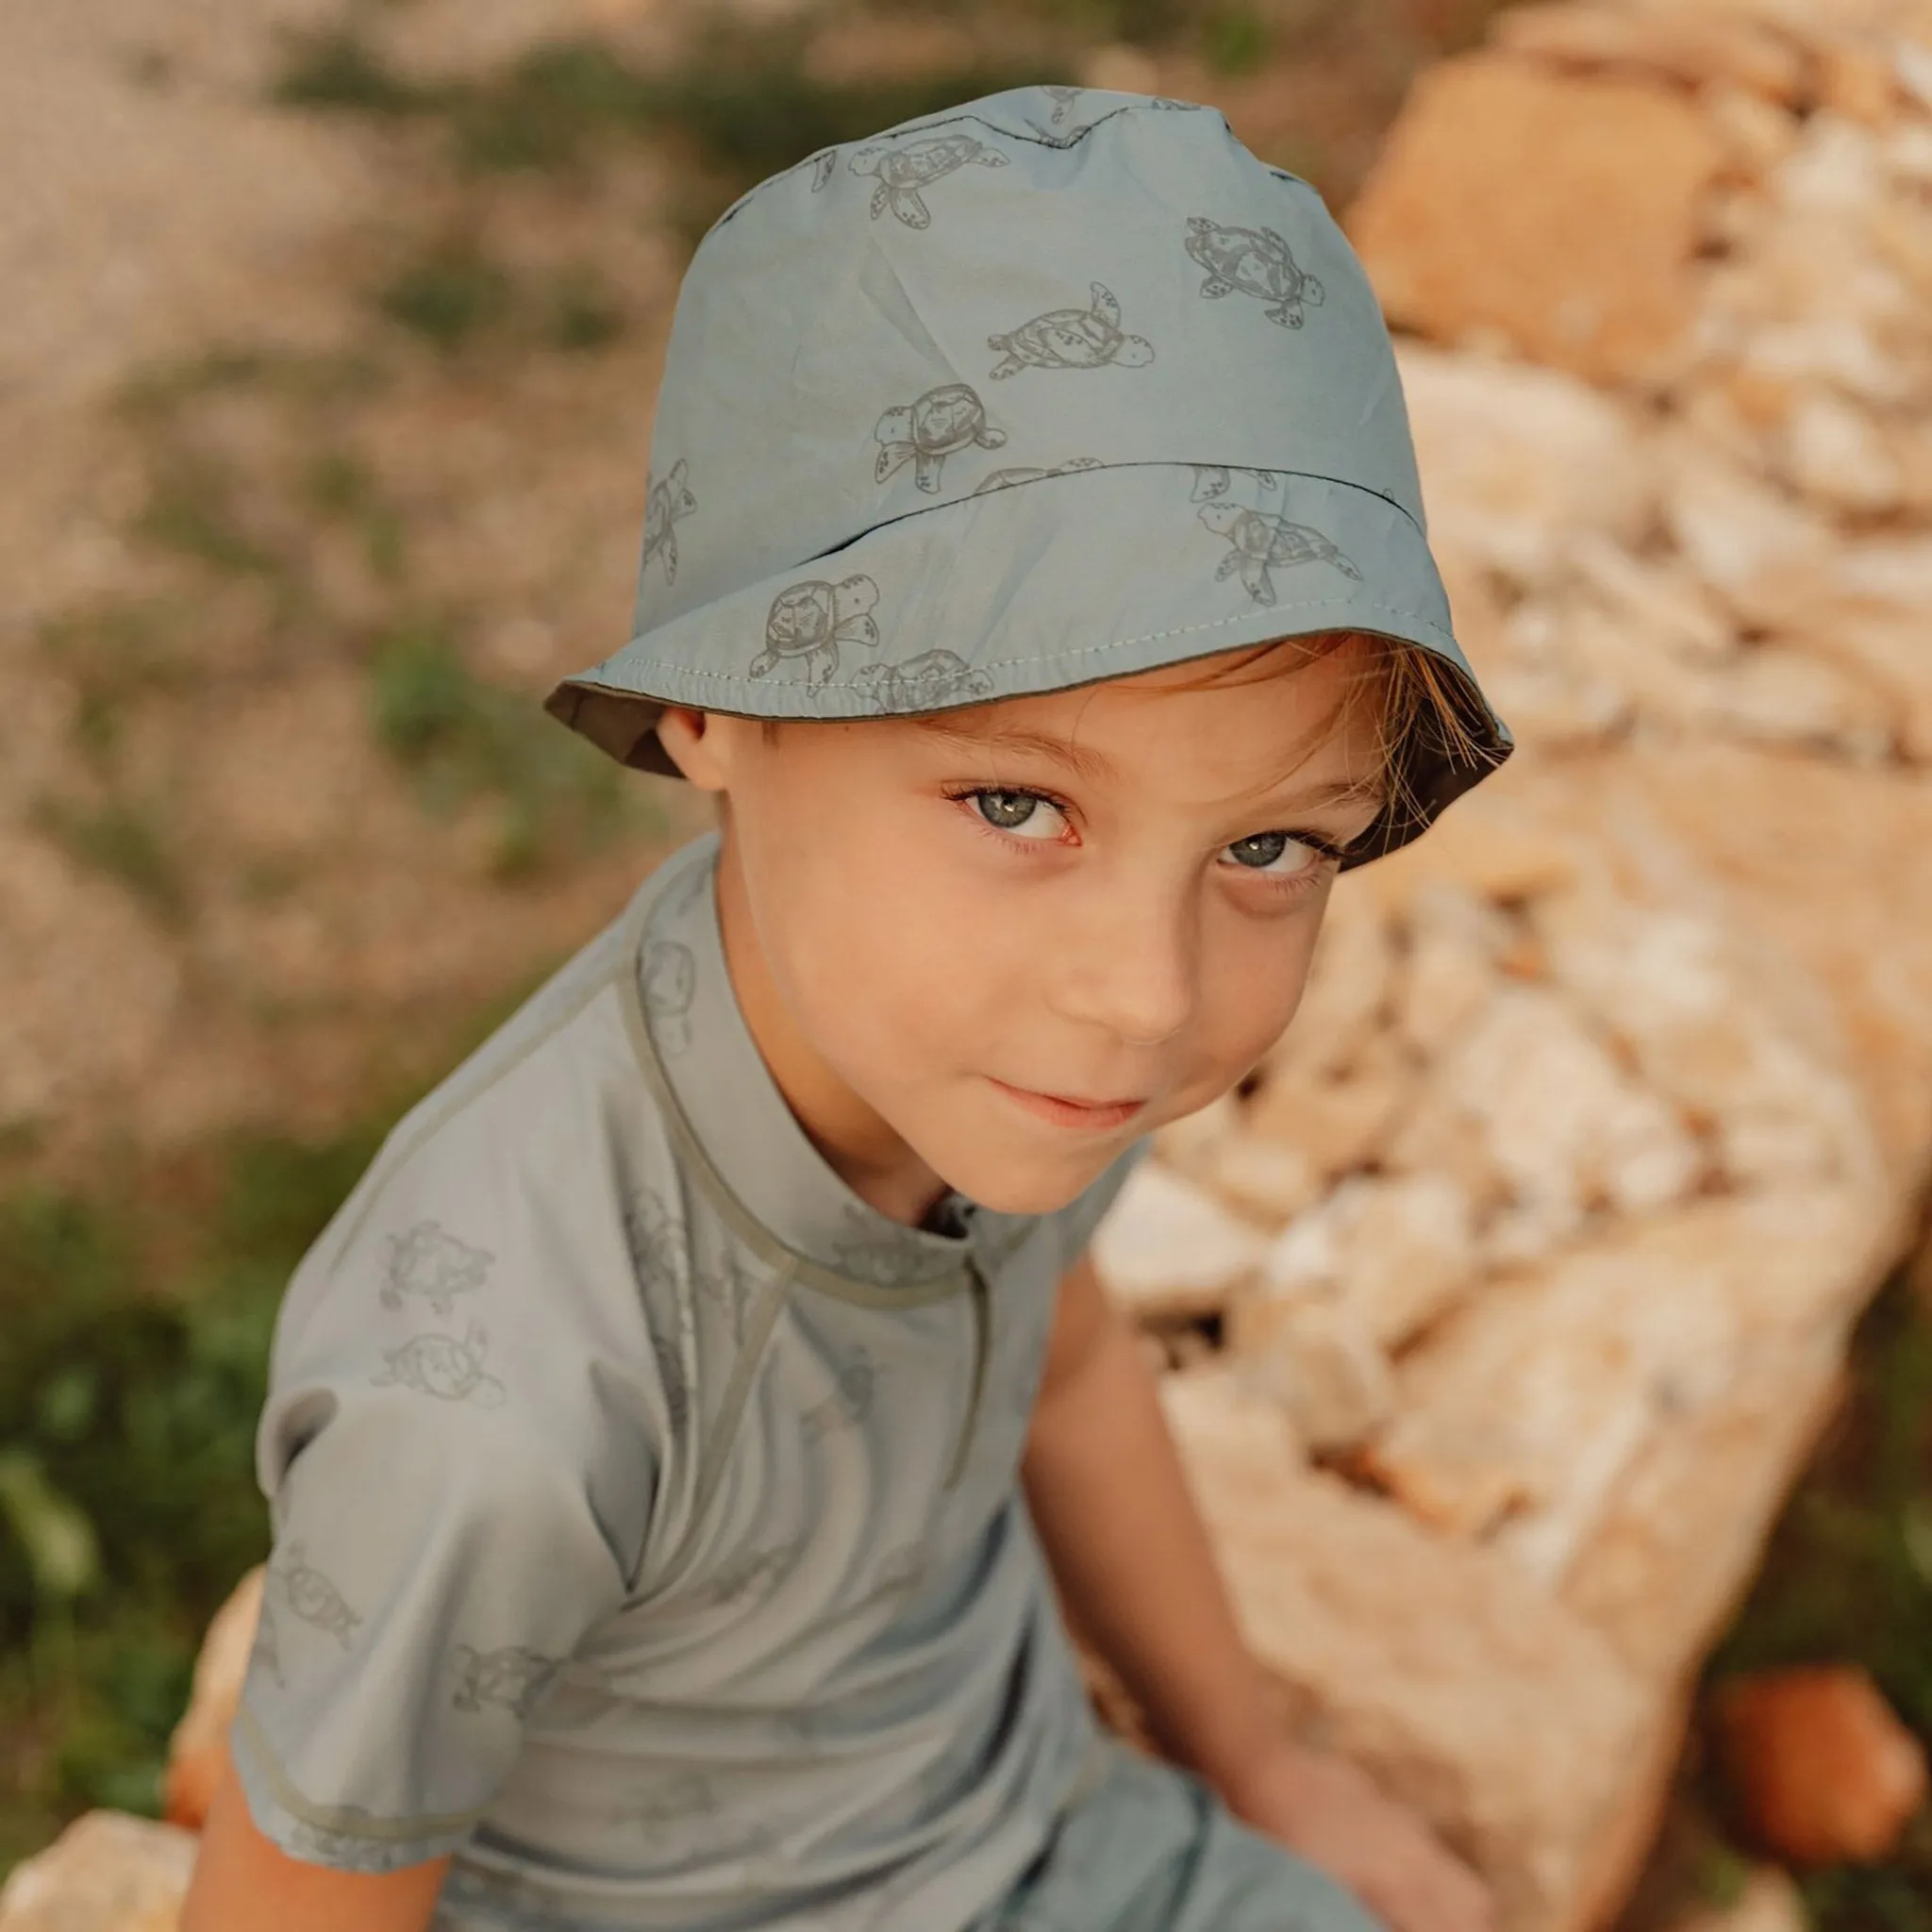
[{"xmin": 544, "ymin": 86, "xmax": 1512, "ymax": 864}]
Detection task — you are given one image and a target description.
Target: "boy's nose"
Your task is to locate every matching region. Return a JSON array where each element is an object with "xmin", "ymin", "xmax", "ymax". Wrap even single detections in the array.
[{"xmin": 1050, "ymin": 882, "xmax": 1197, "ymax": 1050}]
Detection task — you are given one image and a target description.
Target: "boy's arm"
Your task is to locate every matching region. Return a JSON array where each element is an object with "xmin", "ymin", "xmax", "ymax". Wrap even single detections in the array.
[
  {"xmin": 179, "ymin": 1753, "xmax": 450, "ymax": 1932},
  {"xmin": 1022, "ymin": 1252, "xmax": 1493, "ymax": 1932}
]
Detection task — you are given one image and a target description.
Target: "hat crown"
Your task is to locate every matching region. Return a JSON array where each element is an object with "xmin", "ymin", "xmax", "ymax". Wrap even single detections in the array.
[{"xmin": 633, "ymin": 86, "xmax": 1427, "ymax": 640}]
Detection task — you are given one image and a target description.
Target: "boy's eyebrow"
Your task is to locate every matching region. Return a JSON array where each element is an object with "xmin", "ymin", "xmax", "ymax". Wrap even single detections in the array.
[{"xmin": 908, "ymin": 717, "xmax": 1385, "ymax": 810}]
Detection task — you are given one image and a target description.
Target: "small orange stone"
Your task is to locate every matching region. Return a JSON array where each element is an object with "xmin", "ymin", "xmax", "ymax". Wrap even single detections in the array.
[{"xmin": 1715, "ymin": 1664, "xmax": 1929, "ymax": 1866}]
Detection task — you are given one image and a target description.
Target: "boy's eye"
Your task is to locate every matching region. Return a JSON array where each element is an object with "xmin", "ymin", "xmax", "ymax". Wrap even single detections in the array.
[
  {"xmin": 1224, "ymin": 830, "xmax": 1321, "ymax": 878},
  {"xmin": 971, "ymin": 788, "xmax": 1057, "ymax": 837}
]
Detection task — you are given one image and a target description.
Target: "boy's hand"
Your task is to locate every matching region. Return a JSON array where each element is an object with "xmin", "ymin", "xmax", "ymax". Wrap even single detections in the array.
[{"xmin": 1219, "ymin": 1737, "xmax": 1495, "ymax": 1932}]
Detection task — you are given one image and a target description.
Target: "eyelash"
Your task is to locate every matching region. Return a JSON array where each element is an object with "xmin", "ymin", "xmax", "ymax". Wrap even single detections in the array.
[{"xmin": 941, "ymin": 784, "xmax": 1344, "ymax": 896}]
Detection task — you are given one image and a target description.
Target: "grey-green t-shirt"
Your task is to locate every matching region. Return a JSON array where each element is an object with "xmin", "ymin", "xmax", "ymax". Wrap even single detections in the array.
[{"xmin": 230, "ymin": 828, "xmax": 1151, "ymax": 1929}]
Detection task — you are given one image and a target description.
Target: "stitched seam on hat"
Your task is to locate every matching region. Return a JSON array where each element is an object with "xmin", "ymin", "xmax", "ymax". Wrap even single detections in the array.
[{"xmin": 603, "ymin": 595, "xmax": 1452, "ymax": 699}]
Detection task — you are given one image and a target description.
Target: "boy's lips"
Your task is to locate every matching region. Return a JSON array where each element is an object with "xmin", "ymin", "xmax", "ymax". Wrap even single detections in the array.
[{"xmin": 989, "ymin": 1078, "xmax": 1147, "ymax": 1128}]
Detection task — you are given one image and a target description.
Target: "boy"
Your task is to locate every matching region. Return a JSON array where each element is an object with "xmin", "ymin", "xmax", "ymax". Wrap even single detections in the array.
[{"xmin": 180, "ymin": 85, "xmax": 1509, "ymax": 1932}]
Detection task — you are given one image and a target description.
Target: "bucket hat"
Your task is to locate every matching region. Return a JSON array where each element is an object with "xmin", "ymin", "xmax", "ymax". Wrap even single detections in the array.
[{"xmin": 543, "ymin": 85, "xmax": 1512, "ymax": 864}]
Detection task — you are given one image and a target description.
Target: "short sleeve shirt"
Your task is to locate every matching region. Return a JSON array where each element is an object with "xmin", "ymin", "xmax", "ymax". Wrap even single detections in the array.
[{"xmin": 230, "ymin": 828, "xmax": 1152, "ymax": 1930}]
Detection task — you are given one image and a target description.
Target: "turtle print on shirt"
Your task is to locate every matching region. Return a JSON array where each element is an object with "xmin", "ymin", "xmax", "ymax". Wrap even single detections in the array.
[
  {"xmin": 450, "ymin": 1642, "xmax": 566, "ymax": 1719},
  {"xmin": 379, "ymin": 1220, "xmax": 494, "ymax": 1318},
  {"xmin": 371, "ymin": 1320, "xmax": 508, "ymax": 1407},
  {"xmin": 641, "ymin": 940, "xmax": 696, "ymax": 1056},
  {"xmin": 273, "ymin": 1541, "xmax": 361, "ymax": 1648}
]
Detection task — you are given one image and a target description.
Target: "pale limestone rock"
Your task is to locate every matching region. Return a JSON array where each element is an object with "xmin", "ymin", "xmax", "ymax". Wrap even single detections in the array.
[
  {"xmin": 1780, "ymin": 384, "xmax": 1902, "ymax": 510},
  {"xmin": 1088, "ymin": 1159, "xmax": 1269, "ymax": 1323},
  {"xmin": 1659, "ymin": 437, "xmax": 1833, "ymax": 608},
  {"xmin": 1206, "ymin": 1133, "xmax": 1324, "ymax": 1225},
  {"xmin": 0, "ymin": 1811, "xmax": 194, "ymax": 1931},
  {"xmin": 1492, "ymin": 3, "xmax": 1807, "ymax": 100},
  {"xmin": 1226, "ymin": 1297, "xmax": 1397, "ymax": 1452},
  {"xmin": 1433, "ymin": 984, "xmax": 1706, "ymax": 1233},
  {"xmin": 1531, "ymin": 889, "xmax": 1879, "ymax": 1193},
  {"xmin": 1566, "ymin": 534, "xmax": 1737, "ymax": 661},
  {"xmin": 1252, "ymin": 1173, "xmax": 1481, "ymax": 1350},
  {"xmin": 1156, "ymin": 1359, "xmax": 1302, "ymax": 1470},
  {"xmin": 1163, "ymin": 1391, "xmax": 1653, "ymax": 1932},
  {"xmin": 1393, "ymin": 882, "xmax": 1512, "ymax": 1058},
  {"xmin": 1365, "ymin": 1191, "xmax": 1871, "ymax": 1557},
  {"xmin": 1707, "ymin": 642, "xmax": 1896, "ymax": 761},
  {"xmin": 1362, "ymin": 768, "xmax": 1583, "ymax": 917},
  {"xmin": 1148, "ymin": 1089, "xmax": 1241, "ymax": 1185},
  {"xmin": 1381, "ymin": 1075, "xmax": 1513, "ymax": 1222},
  {"xmin": 1274, "ymin": 882, "xmax": 1394, "ymax": 1081},
  {"xmin": 1398, "ymin": 342, "xmax": 1656, "ymax": 590},
  {"xmin": 1704, "ymin": 82, "xmax": 1804, "ymax": 174},
  {"xmin": 1241, "ymin": 1030, "xmax": 1413, "ymax": 1180},
  {"xmin": 1349, "ymin": 57, "xmax": 1728, "ymax": 385}
]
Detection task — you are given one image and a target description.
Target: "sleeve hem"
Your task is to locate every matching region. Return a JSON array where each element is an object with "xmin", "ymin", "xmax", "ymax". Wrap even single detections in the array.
[{"xmin": 230, "ymin": 1703, "xmax": 484, "ymax": 1874}]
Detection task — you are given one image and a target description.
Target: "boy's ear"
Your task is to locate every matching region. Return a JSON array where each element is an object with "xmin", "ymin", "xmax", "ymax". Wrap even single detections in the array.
[{"xmin": 654, "ymin": 707, "xmax": 731, "ymax": 793}]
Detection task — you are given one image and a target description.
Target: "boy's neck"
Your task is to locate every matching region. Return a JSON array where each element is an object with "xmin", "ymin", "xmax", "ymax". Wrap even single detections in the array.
[{"xmin": 712, "ymin": 836, "xmax": 956, "ymax": 1233}]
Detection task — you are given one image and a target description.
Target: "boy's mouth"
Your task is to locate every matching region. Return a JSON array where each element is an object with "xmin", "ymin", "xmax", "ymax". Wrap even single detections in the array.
[{"xmin": 988, "ymin": 1079, "xmax": 1147, "ymax": 1130}]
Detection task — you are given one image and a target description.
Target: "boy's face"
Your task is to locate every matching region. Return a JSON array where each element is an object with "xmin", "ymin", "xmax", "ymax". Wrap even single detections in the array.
[{"xmin": 657, "ymin": 640, "xmax": 1388, "ymax": 1225}]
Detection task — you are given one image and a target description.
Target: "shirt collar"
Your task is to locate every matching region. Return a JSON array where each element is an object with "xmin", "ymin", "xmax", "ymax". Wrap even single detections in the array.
[{"xmin": 632, "ymin": 832, "xmax": 988, "ymax": 1289}]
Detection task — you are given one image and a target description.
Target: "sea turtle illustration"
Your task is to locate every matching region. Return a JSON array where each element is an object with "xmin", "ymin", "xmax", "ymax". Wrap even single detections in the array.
[
  {"xmin": 379, "ymin": 1219, "xmax": 494, "ymax": 1317},
  {"xmin": 451, "ymin": 1641, "xmax": 564, "ymax": 1718},
  {"xmin": 372, "ymin": 1320, "xmax": 508, "ymax": 1407},
  {"xmin": 801, "ymin": 1344, "xmax": 877, "ymax": 1441},
  {"xmin": 641, "ymin": 458, "xmax": 695, "ymax": 584},
  {"xmin": 873, "ymin": 382, "xmax": 1007, "ymax": 493},
  {"xmin": 987, "ymin": 283, "xmax": 1155, "ymax": 378},
  {"xmin": 751, "ymin": 575, "xmax": 881, "ymax": 687},
  {"xmin": 621, "ymin": 1770, "xmax": 719, "ymax": 1830},
  {"xmin": 1190, "ymin": 463, "xmax": 1284, "ymax": 505},
  {"xmin": 970, "ymin": 457, "xmax": 1102, "ymax": 495},
  {"xmin": 275, "ymin": 1541, "xmax": 361, "ymax": 1648},
  {"xmin": 622, "ymin": 1184, "xmax": 684, "ymax": 1286},
  {"xmin": 855, "ymin": 1539, "xmax": 928, "ymax": 1611},
  {"xmin": 850, "ymin": 650, "xmax": 994, "ymax": 716},
  {"xmin": 1185, "ymin": 216, "xmax": 1325, "ymax": 328},
  {"xmin": 1197, "ymin": 503, "xmax": 1361, "ymax": 606},
  {"xmin": 848, "ymin": 134, "xmax": 1006, "ymax": 229},
  {"xmin": 1042, "ymin": 84, "xmax": 1083, "ymax": 124},
  {"xmin": 641, "ymin": 939, "xmax": 695, "ymax": 1055},
  {"xmin": 695, "ymin": 1249, "xmax": 754, "ymax": 1347},
  {"xmin": 809, "ymin": 149, "xmax": 838, "ymax": 191}
]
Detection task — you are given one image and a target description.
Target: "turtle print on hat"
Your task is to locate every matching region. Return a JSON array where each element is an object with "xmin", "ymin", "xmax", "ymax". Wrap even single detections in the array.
[
  {"xmin": 848, "ymin": 134, "xmax": 1007, "ymax": 229},
  {"xmin": 1199, "ymin": 500, "xmax": 1362, "ymax": 607},
  {"xmin": 850, "ymin": 650, "xmax": 993, "ymax": 716},
  {"xmin": 1042, "ymin": 85, "xmax": 1082, "ymax": 125},
  {"xmin": 372, "ymin": 1319, "xmax": 508, "ymax": 1407},
  {"xmin": 641, "ymin": 458, "xmax": 696, "ymax": 585},
  {"xmin": 800, "ymin": 1344, "xmax": 876, "ymax": 1442},
  {"xmin": 274, "ymin": 1541, "xmax": 362, "ymax": 1648},
  {"xmin": 750, "ymin": 575, "xmax": 881, "ymax": 687},
  {"xmin": 379, "ymin": 1220, "xmax": 493, "ymax": 1318},
  {"xmin": 1191, "ymin": 462, "xmax": 1284, "ymax": 504},
  {"xmin": 971, "ymin": 457, "xmax": 1102, "ymax": 495},
  {"xmin": 450, "ymin": 1641, "xmax": 565, "ymax": 1719},
  {"xmin": 641, "ymin": 939, "xmax": 695, "ymax": 1056},
  {"xmin": 987, "ymin": 282, "xmax": 1155, "ymax": 377},
  {"xmin": 808, "ymin": 150, "xmax": 837, "ymax": 191},
  {"xmin": 1185, "ymin": 215, "xmax": 1326, "ymax": 329},
  {"xmin": 873, "ymin": 382, "xmax": 1007, "ymax": 493}
]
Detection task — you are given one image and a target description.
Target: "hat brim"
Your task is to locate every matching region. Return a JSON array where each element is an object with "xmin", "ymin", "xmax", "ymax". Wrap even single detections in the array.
[{"xmin": 545, "ymin": 461, "xmax": 1510, "ymax": 866}]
